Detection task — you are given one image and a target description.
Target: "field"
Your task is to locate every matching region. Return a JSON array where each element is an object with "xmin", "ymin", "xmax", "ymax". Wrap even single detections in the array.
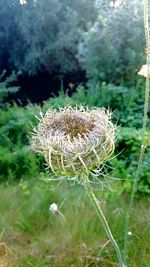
[{"xmin": 0, "ymin": 178, "xmax": 150, "ymax": 267}]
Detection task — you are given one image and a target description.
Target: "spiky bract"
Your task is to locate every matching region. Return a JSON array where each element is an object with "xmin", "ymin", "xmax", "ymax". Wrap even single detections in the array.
[{"xmin": 31, "ymin": 106, "xmax": 115, "ymax": 177}]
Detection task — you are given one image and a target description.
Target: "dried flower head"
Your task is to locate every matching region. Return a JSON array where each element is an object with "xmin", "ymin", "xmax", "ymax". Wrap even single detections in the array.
[{"xmin": 31, "ymin": 106, "xmax": 115, "ymax": 177}]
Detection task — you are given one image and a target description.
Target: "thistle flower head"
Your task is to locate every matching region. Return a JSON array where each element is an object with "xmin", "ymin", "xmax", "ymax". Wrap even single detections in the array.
[{"xmin": 31, "ymin": 106, "xmax": 115, "ymax": 177}]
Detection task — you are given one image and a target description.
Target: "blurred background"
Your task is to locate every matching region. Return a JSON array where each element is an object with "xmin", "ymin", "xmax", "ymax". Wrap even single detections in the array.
[{"xmin": 0, "ymin": 1, "xmax": 150, "ymax": 266}]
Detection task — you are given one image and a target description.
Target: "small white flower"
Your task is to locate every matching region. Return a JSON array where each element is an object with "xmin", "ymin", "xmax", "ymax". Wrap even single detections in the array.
[
  {"xmin": 128, "ymin": 231, "xmax": 132, "ymax": 236},
  {"xmin": 49, "ymin": 202, "xmax": 68, "ymax": 223},
  {"xmin": 49, "ymin": 203, "xmax": 58, "ymax": 214}
]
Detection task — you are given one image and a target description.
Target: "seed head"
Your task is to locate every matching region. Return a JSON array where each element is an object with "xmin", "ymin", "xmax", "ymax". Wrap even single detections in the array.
[
  {"xmin": 31, "ymin": 106, "xmax": 115, "ymax": 177},
  {"xmin": 49, "ymin": 203, "xmax": 58, "ymax": 214}
]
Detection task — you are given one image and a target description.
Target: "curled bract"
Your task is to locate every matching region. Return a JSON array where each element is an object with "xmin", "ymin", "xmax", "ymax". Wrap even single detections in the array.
[{"xmin": 31, "ymin": 106, "xmax": 116, "ymax": 177}]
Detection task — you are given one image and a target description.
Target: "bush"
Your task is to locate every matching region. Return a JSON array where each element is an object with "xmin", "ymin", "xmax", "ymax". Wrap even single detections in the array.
[
  {"xmin": 71, "ymin": 80, "xmax": 147, "ymax": 128},
  {"xmin": 0, "ymin": 70, "xmax": 19, "ymax": 107},
  {"xmin": 0, "ymin": 103, "xmax": 43, "ymax": 181},
  {"xmin": 0, "ymin": 147, "xmax": 41, "ymax": 181},
  {"xmin": 110, "ymin": 127, "xmax": 150, "ymax": 193}
]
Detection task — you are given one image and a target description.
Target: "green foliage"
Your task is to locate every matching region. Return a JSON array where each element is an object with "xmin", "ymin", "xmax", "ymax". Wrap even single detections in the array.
[
  {"xmin": 0, "ymin": 104, "xmax": 37, "ymax": 146},
  {"xmin": 110, "ymin": 127, "xmax": 150, "ymax": 193},
  {"xmin": 0, "ymin": 0, "xmax": 145, "ymax": 85},
  {"xmin": 43, "ymin": 90, "xmax": 75, "ymax": 111},
  {"xmin": 0, "ymin": 70, "xmax": 19, "ymax": 106},
  {"xmin": 0, "ymin": 0, "xmax": 96, "ymax": 75},
  {"xmin": 0, "ymin": 146, "xmax": 40, "ymax": 181},
  {"xmin": 0, "ymin": 0, "xmax": 21, "ymax": 69},
  {"xmin": 82, "ymin": 81, "xmax": 146, "ymax": 127},
  {"xmin": 46, "ymin": 80, "xmax": 146, "ymax": 128},
  {"xmin": 0, "ymin": 104, "xmax": 42, "ymax": 180},
  {"xmin": 78, "ymin": 0, "xmax": 144, "ymax": 84},
  {"xmin": 0, "ymin": 179, "xmax": 150, "ymax": 266}
]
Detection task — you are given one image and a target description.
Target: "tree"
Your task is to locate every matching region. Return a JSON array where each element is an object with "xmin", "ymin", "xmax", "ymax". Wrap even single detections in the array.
[
  {"xmin": 0, "ymin": 0, "xmax": 96, "ymax": 75},
  {"xmin": 0, "ymin": 0, "xmax": 22, "ymax": 71},
  {"xmin": 78, "ymin": 0, "xmax": 145, "ymax": 84}
]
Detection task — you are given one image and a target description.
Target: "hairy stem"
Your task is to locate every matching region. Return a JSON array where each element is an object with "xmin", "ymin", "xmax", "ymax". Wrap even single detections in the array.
[
  {"xmin": 123, "ymin": 0, "xmax": 150, "ymax": 264},
  {"xmin": 82, "ymin": 174, "xmax": 126, "ymax": 267}
]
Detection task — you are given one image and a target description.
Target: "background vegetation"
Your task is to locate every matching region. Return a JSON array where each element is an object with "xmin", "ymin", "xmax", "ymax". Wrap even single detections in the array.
[
  {"xmin": 0, "ymin": 0, "xmax": 146, "ymax": 102},
  {"xmin": 0, "ymin": 0, "xmax": 150, "ymax": 266}
]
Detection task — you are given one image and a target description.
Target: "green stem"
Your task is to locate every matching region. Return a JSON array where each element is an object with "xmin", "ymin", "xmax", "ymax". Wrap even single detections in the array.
[
  {"xmin": 82, "ymin": 174, "xmax": 126, "ymax": 267},
  {"xmin": 123, "ymin": 0, "xmax": 150, "ymax": 264}
]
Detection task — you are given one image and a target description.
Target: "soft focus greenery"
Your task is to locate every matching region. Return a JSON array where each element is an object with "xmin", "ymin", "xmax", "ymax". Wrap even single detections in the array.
[
  {"xmin": 0, "ymin": 0, "xmax": 145, "ymax": 83},
  {"xmin": 0, "ymin": 179, "xmax": 150, "ymax": 267},
  {"xmin": 78, "ymin": 1, "xmax": 144, "ymax": 84},
  {"xmin": 0, "ymin": 80, "xmax": 149, "ymax": 192},
  {"xmin": 0, "ymin": 70, "xmax": 19, "ymax": 106}
]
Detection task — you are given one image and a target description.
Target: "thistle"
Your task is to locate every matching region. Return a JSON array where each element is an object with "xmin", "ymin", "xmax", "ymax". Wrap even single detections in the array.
[
  {"xmin": 31, "ymin": 106, "xmax": 125, "ymax": 267},
  {"xmin": 31, "ymin": 106, "xmax": 115, "ymax": 178}
]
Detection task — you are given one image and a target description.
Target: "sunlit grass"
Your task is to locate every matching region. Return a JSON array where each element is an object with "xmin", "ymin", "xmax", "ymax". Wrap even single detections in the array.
[{"xmin": 0, "ymin": 178, "xmax": 150, "ymax": 267}]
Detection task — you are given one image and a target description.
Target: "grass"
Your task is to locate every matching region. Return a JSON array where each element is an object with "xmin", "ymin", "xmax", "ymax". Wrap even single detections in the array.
[{"xmin": 0, "ymin": 177, "xmax": 150, "ymax": 267}]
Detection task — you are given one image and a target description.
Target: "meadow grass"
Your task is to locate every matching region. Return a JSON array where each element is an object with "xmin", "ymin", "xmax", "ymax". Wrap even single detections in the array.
[{"xmin": 0, "ymin": 177, "xmax": 150, "ymax": 267}]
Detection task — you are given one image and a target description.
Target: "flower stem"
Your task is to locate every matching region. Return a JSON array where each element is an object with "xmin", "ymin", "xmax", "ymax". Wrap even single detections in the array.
[
  {"xmin": 123, "ymin": 0, "xmax": 150, "ymax": 265},
  {"xmin": 82, "ymin": 174, "xmax": 126, "ymax": 267}
]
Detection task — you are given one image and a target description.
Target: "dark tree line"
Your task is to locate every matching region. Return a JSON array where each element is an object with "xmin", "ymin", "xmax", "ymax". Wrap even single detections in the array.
[
  {"xmin": 0, "ymin": 0, "xmax": 96, "ymax": 75},
  {"xmin": 0, "ymin": 0, "xmax": 145, "ymax": 84}
]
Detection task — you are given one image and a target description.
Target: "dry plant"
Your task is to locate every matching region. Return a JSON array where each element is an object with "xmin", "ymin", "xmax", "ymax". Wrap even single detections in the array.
[{"xmin": 31, "ymin": 106, "xmax": 125, "ymax": 267}]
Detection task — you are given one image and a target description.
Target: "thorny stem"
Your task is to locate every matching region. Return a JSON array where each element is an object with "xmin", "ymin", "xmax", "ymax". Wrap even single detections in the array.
[
  {"xmin": 123, "ymin": 0, "xmax": 150, "ymax": 265},
  {"xmin": 82, "ymin": 174, "xmax": 126, "ymax": 267}
]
